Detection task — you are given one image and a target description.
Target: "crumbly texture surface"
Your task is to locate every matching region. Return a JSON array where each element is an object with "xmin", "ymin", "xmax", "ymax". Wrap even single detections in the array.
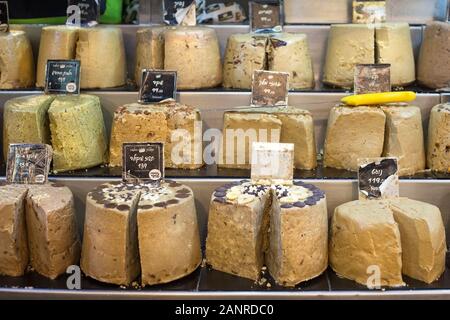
[{"xmin": 427, "ymin": 104, "xmax": 450, "ymax": 172}]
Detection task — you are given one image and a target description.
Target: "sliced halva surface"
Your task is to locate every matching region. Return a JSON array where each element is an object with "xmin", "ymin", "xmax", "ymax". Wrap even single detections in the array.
[
  {"xmin": 3, "ymin": 95, "xmax": 55, "ymax": 161},
  {"xmin": 324, "ymin": 106, "xmax": 386, "ymax": 171},
  {"xmin": 48, "ymin": 94, "xmax": 108, "ymax": 172},
  {"xmin": 427, "ymin": 104, "xmax": 450, "ymax": 172},
  {"xmin": 381, "ymin": 106, "xmax": 426, "ymax": 176},
  {"xmin": 329, "ymin": 200, "xmax": 405, "ymax": 287},
  {"xmin": 0, "ymin": 184, "xmax": 29, "ymax": 277},
  {"xmin": 138, "ymin": 181, "xmax": 202, "ymax": 286},
  {"xmin": 134, "ymin": 27, "xmax": 166, "ymax": 86},
  {"xmin": 25, "ymin": 183, "xmax": 80, "ymax": 279}
]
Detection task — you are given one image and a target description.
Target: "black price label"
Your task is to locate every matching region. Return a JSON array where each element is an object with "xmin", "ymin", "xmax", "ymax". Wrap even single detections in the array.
[
  {"xmin": 6, "ymin": 144, "xmax": 53, "ymax": 185},
  {"xmin": 163, "ymin": 0, "xmax": 196, "ymax": 25},
  {"xmin": 139, "ymin": 70, "xmax": 177, "ymax": 104},
  {"xmin": 67, "ymin": 0, "xmax": 100, "ymax": 26},
  {"xmin": 250, "ymin": 1, "xmax": 282, "ymax": 32},
  {"xmin": 0, "ymin": 1, "xmax": 9, "ymax": 33},
  {"xmin": 251, "ymin": 70, "xmax": 289, "ymax": 107},
  {"xmin": 358, "ymin": 158, "xmax": 399, "ymax": 200},
  {"xmin": 45, "ymin": 60, "xmax": 81, "ymax": 94},
  {"xmin": 123, "ymin": 143, "xmax": 165, "ymax": 186},
  {"xmin": 353, "ymin": 0, "xmax": 386, "ymax": 24},
  {"xmin": 354, "ymin": 64, "xmax": 391, "ymax": 94}
]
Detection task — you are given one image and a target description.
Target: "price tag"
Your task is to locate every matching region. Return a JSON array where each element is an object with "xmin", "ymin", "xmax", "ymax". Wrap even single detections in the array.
[
  {"xmin": 358, "ymin": 157, "xmax": 399, "ymax": 200},
  {"xmin": 251, "ymin": 70, "xmax": 289, "ymax": 107},
  {"xmin": 250, "ymin": 1, "xmax": 282, "ymax": 32},
  {"xmin": 122, "ymin": 143, "xmax": 165, "ymax": 187},
  {"xmin": 163, "ymin": 0, "xmax": 199, "ymax": 25},
  {"xmin": 251, "ymin": 142, "xmax": 294, "ymax": 186},
  {"xmin": 0, "ymin": 1, "xmax": 8, "ymax": 33},
  {"xmin": 354, "ymin": 64, "xmax": 391, "ymax": 94},
  {"xmin": 67, "ymin": 0, "xmax": 100, "ymax": 26},
  {"xmin": 138, "ymin": 70, "xmax": 177, "ymax": 104},
  {"xmin": 45, "ymin": 60, "xmax": 81, "ymax": 94},
  {"xmin": 6, "ymin": 144, "xmax": 53, "ymax": 185},
  {"xmin": 353, "ymin": 0, "xmax": 386, "ymax": 24}
]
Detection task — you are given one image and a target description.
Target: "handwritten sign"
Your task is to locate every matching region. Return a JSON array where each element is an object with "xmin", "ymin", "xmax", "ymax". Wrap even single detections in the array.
[
  {"xmin": 358, "ymin": 157, "xmax": 399, "ymax": 200},
  {"xmin": 251, "ymin": 70, "xmax": 289, "ymax": 107},
  {"xmin": 45, "ymin": 60, "xmax": 81, "ymax": 94},
  {"xmin": 0, "ymin": 1, "xmax": 9, "ymax": 33},
  {"xmin": 122, "ymin": 143, "xmax": 164, "ymax": 186},
  {"xmin": 139, "ymin": 70, "xmax": 177, "ymax": 104},
  {"xmin": 6, "ymin": 144, "xmax": 53, "ymax": 185},
  {"xmin": 353, "ymin": 0, "xmax": 386, "ymax": 24},
  {"xmin": 250, "ymin": 1, "xmax": 282, "ymax": 32},
  {"xmin": 251, "ymin": 142, "xmax": 294, "ymax": 186},
  {"xmin": 354, "ymin": 64, "xmax": 391, "ymax": 94}
]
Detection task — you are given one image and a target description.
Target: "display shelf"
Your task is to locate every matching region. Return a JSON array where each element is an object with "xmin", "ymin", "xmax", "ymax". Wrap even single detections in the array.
[
  {"xmin": 0, "ymin": 91, "xmax": 442, "ymax": 161},
  {"xmin": 5, "ymin": 24, "xmax": 429, "ymax": 90},
  {"xmin": 284, "ymin": 0, "xmax": 448, "ymax": 25}
]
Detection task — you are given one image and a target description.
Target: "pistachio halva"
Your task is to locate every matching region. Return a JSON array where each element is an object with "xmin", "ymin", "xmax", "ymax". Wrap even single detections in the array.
[
  {"xmin": 330, "ymin": 198, "xmax": 446, "ymax": 287},
  {"xmin": 223, "ymin": 33, "xmax": 314, "ymax": 90},
  {"xmin": 0, "ymin": 183, "xmax": 80, "ymax": 279},
  {"xmin": 109, "ymin": 100, "xmax": 203, "ymax": 169},
  {"xmin": 135, "ymin": 26, "xmax": 222, "ymax": 89},
  {"xmin": 324, "ymin": 23, "xmax": 415, "ymax": 88},
  {"xmin": 3, "ymin": 94, "xmax": 108, "ymax": 172},
  {"xmin": 206, "ymin": 180, "xmax": 328, "ymax": 287},
  {"xmin": 324, "ymin": 104, "xmax": 426, "ymax": 176},
  {"xmin": 81, "ymin": 181, "xmax": 201, "ymax": 286},
  {"xmin": 219, "ymin": 106, "xmax": 317, "ymax": 170}
]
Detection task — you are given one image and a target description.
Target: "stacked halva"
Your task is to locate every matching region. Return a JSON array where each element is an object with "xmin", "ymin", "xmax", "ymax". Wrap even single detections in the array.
[
  {"xmin": 323, "ymin": 23, "xmax": 415, "ymax": 88},
  {"xmin": 36, "ymin": 26, "xmax": 126, "ymax": 89},
  {"xmin": 109, "ymin": 100, "xmax": 203, "ymax": 169},
  {"xmin": 135, "ymin": 26, "xmax": 222, "ymax": 89},
  {"xmin": 219, "ymin": 106, "xmax": 317, "ymax": 170},
  {"xmin": 0, "ymin": 30, "xmax": 35, "ymax": 89},
  {"xmin": 330, "ymin": 198, "xmax": 446, "ymax": 286},
  {"xmin": 0, "ymin": 183, "xmax": 80, "ymax": 279},
  {"xmin": 427, "ymin": 104, "xmax": 450, "ymax": 173},
  {"xmin": 324, "ymin": 104, "xmax": 426, "ymax": 176},
  {"xmin": 81, "ymin": 181, "xmax": 201, "ymax": 286},
  {"xmin": 3, "ymin": 94, "xmax": 108, "ymax": 172},
  {"xmin": 223, "ymin": 33, "xmax": 314, "ymax": 90},
  {"xmin": 206, "ymin": 180, "xmax": 328, "ymax": 287}
]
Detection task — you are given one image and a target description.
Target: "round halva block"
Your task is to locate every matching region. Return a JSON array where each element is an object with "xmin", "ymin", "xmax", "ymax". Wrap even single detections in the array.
[
  {"xmin": 330, "ymin": 198, "xmax": 446, "ymax": 287},
  {"xmin": 36, "ymin": 26, "xmax": 79, "ymax": 88},
  {"xmin": 76, "ymin": 27, "xmax": 126, "ymax": 89},
  {"xmin": 81, "ymin": 181, "xmax": 201, "ymax": 286},
  {"xmin": 206, "ymin": 180, "xmax": 328, "ymax": 287},
  {"xmin": 418, "ymin": 22, "xmax": 450, "ymax": 89},
  {"xmin": 164, "ymin": 26, "xmax": 222, "ymax": 89},
  {"xmin": 0, "ymin": 30, "xmax": 35, "ymax": 89}
]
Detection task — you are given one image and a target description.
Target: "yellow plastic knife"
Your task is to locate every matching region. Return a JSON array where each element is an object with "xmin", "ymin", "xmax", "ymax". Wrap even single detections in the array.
[{"xmin": 341, "ymin": 91, "xmax": 416, "ymax": 106}]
